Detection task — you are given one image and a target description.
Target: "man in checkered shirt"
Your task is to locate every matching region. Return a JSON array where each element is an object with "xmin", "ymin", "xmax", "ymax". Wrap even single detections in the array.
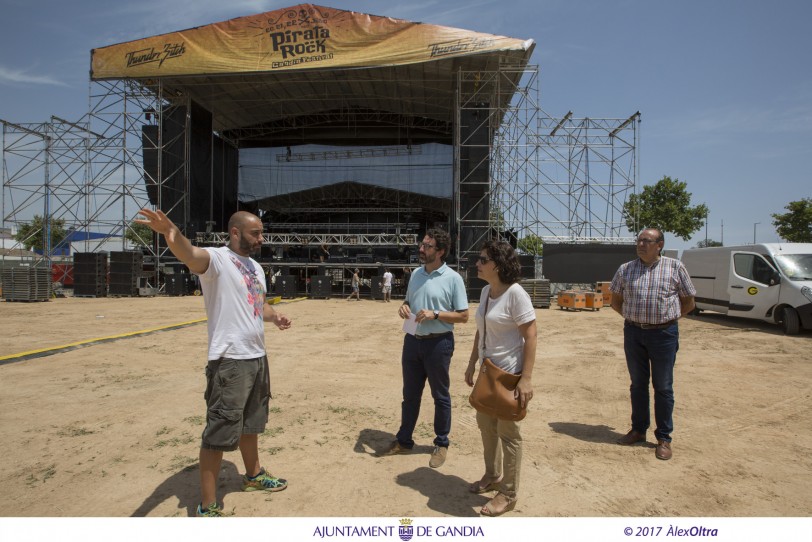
[{"xmin": 609, "ymin": 228, "xmax": 696, "ymax": 461}]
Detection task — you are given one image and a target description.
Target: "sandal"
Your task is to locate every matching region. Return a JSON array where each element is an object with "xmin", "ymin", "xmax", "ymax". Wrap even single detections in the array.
[
  {"xmin": 480, "ymin": 492, "xmax": 517, "ymax": 517},
  {"xmin": 468, "ymin": 474, "xmax": 503, "ymax": 494}
]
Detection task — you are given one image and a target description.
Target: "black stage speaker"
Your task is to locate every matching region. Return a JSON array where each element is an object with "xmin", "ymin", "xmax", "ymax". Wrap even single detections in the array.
[
  {"xmin": 109, "ymin": 263, "xmax": 139, "ymax": 274},
  {"xmin": 140, "ymin": 107, "xmax": 185, "ymax": 227},
  {"xmin": 109, "ymin": 274, "xmax": 139, "ymax": 296},
  {"xmin": 275, "ymin": 275, "xmax": 297, "ymax": 298},
  {"xmin": 74, "ymin": 252, "xmax": 107, "ymax": 269},
  {"xmin": 73, "ymin": 277, "xmax": 107, "ymax": 297},
  {"xmin": 309, "ymin": 275, "xmax": 331, "ymax": 299},
  {"xmin": 518, "ymin": 254, "xmax": 536, "ymax": 279},
  {"xmin": 73, "ymin": 252, "xmax": 107, "ymax": 297},
  {"xmin": 141, "ymin": 101, "xmax": 238, "ymax": 237},
  {"xmin": 458, "ymin": 105, "xmax": 491, "ymax": 257},
  {"xmin": 371, "ymin": 276, "xmax": 384, "ymax": 300},
  {"xmin": 110, "ymin": 250, "xmax": 143, "ymax": 265},
  {"xmin": 165, "ymin": 273, "xmax": 190, "ymax": 296},
  {"xmin": 466, "ymin": 265, "xmax": 486, "ymax": 302},
  {"xmin": 108, "ymin": 251, "xmax": 144, "ymax": 296}
]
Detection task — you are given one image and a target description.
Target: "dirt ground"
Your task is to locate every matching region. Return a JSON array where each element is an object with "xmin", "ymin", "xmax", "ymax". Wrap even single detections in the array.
[{"xmin": 0, "ymin": 294, "xmax": 810, "ymax": 518}]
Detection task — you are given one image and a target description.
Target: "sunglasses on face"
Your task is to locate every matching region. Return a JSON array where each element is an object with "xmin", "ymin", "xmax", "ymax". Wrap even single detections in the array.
[{"xmin": 476, "ymin": 256, "xmax": 492, "ymax": 264}]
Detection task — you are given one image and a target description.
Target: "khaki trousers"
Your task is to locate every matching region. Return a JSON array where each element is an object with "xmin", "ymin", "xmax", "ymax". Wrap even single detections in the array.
[{"xmin": 476, "ymin": 411, "xmax": 523, "ymax": 496}]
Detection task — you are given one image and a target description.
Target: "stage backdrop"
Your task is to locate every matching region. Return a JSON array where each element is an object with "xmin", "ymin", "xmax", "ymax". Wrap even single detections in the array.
[{"xmin": 542, "ymin": 243, "xmax": 637, "ymax": 284}]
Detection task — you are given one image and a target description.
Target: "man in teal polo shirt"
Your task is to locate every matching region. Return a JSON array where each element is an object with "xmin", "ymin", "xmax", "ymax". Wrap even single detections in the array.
[{"xmin": 379, "ymin": 228, "xmax": 469, "ymax": 468}]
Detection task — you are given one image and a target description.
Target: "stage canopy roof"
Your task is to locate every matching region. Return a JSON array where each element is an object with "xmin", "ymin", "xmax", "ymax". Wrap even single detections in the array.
[{"xmin": 90, "ymin": 4, "xmax": 535, "ymax": 147}]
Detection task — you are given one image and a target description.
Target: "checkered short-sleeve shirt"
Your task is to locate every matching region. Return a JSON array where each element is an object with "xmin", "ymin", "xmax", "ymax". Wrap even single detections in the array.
[{"xmin": 609, "ymin": 256, "xmax": 696, "ymax": 324}]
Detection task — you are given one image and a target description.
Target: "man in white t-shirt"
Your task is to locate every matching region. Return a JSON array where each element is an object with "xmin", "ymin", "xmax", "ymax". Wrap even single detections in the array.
[
  {"xmin": 137, "ymin": 208, "xmax": 291, "ymax": 517},
  {"xmin": 382, "ymin": 268, "xmax": 393, "ymax": 302}
]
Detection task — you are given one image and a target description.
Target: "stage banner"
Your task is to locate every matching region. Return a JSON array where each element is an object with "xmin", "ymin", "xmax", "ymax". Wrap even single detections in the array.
[{"xmin": 91, "ymin": 4, "xmax": 533, "ymax": 79}]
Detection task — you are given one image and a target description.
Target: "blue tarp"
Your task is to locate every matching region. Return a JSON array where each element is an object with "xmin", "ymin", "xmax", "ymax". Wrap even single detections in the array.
[{"xmin": 34, "ymin": 230, "xmax": 120, "ymax": 256}]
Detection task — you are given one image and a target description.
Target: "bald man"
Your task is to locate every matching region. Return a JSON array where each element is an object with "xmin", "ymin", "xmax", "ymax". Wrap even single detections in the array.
[{"xmin": 136, "ymin": 208, "xmax": 291, "ymax": 516}]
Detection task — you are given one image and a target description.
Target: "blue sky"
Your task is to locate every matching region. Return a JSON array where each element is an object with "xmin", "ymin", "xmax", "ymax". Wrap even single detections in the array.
[{"xmin": 1, "ymin": 0, "xmax": 810, "ymax": 252}]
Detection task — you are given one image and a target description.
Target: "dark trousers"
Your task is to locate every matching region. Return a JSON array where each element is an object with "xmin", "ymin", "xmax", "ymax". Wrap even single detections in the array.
[
  {"xmin": 396, "ymin": 333, "xmax": 455, "ymax": 448},
  {"xmin": 623, "ymin": 322, "xmax": 679, "ymax": 442}
]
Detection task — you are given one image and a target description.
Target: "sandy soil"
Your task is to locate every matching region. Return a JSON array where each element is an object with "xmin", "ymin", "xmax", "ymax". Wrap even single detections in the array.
[{"xmin": 0, "ymin": 295, "xmax": 810, "ymax": 518}]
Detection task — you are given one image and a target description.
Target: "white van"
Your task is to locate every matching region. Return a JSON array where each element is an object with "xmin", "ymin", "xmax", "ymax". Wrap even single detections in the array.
[{"xmin": 681, "ymin": 243, "xmax": 812, "ymax": 334}]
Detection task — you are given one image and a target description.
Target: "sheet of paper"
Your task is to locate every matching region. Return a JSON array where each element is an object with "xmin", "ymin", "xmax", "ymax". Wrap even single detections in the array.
[{"xmin": 402, "ymin": 312, "xmax": 417, "ymax": 335}]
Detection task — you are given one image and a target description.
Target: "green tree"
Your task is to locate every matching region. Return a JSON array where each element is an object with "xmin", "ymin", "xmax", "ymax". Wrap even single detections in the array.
[
  {"xmin": 771, "ymin": 198, "xmax": 812, "ymax": 242},
  {"xmin": 125, "ymin": 221, "xmax": 155, "ymax": 247},
  {"xmin": 695, "ymin": 239, "xmax": 723, "ymax": 248},
  {"xmin": 623, "ymin": 176, "xmax": 708, "ymax": 241},
  {"xmin": 489, "ymin": 207, "xmax": 507, "ymax": 232},
  {"xmin": 14, "ymin": 215, "xmax": 68, "ymax": 252},
  {"xmin": 518, "ymin": 234, "xmax": 543, "ymax": 256}
]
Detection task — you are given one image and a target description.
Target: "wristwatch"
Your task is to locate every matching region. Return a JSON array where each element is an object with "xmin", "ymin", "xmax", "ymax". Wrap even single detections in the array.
[{"xmin": 433, "ymin": 310, "xmax": 440, "ymax": 320}]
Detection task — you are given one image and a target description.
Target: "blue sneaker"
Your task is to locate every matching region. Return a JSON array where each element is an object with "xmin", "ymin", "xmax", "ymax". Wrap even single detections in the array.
[
  {"xmin": 242, "ymin": 468, "xmax": 288, "ymax": 492},
  {"xmin": 196, "ymin": 502, "xmax": 223, "ymax": 517}
]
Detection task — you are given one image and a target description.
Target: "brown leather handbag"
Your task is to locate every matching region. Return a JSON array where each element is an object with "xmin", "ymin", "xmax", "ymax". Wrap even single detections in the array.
[
  {"xmin": 468, "ymin": 295, "xmax": 527, "ymax": 421},
  {"xmin": 469, "ymin": 357, "xmax": 526, "ymax": 421}
]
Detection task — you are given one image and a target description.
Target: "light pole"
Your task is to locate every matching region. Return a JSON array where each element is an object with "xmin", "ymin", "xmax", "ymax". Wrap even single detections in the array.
[
  {"xmin": 753, "ymin": 222, "xmax": 760, "ymax": 244},
  {"xmin": 704, "ymin": 209, "xmax": 709, "ymax": 245}
]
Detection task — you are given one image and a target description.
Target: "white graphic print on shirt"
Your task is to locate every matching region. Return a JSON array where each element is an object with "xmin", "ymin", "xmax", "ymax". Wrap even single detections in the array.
[{"xmin": 228, "ymin": 252, "xmax": 264, "ymax": 319}]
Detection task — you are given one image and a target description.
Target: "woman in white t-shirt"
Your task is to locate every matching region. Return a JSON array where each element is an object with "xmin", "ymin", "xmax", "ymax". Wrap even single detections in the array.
[{"xmin": 464, "ymin": 240, "xmax": 537, "ymax": 516}]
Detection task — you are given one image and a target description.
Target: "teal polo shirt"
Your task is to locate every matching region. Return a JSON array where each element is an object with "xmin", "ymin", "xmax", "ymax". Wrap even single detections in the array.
[{"xmin": 406, "ymin": 262, "xmax": 468, "ymax": 335}]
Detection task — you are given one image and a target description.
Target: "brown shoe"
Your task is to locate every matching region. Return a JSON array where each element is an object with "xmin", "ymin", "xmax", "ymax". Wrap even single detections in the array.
[
  {"xmin": 377, "ymin": 440, "xmax": 410, "ymax": 457},
  {"xmin": 655, "ymin": 440, "xmax": 672, "ymax": 460},
  {"xmin": 429, "ymin": 445, "xmax": 448, "ymax": 468},
  {"xmin": 617, "ymin": 429, "xmax": 646, "ymax": 445}
]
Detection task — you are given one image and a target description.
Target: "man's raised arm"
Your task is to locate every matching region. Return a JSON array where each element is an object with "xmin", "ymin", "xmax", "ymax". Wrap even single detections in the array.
[{"xmin": 135, "ymin": 208, "xmax": 211, "ymax": 274}]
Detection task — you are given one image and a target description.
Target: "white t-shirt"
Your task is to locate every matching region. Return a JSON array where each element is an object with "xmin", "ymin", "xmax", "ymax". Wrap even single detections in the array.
[
  {"xmin": 475, "ymin": 283, "xmax": 536, "ymax": 374},
  {"xmin": 197, "ymin": 246, "xmax": 266, "ymax": 360},
  {"xmin": 383, "ymin": 271, "xmax": 393, "ymax": 287}
]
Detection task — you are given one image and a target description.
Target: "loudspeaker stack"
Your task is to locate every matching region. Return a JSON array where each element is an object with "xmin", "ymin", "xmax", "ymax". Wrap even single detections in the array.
[
  {"xmin": 370, "ymin": 276, "xmax": 384, "ymax": 300},
  {"xmin": 275, "ymin": 275, "xmax": 297, "ymax": 298},
  {"xmin": 165, "ymin": 273, "xmax": 191, "ymax": 296},
  {"xmin": 73, "ymin": 252, "xmax": 108, "ymax": 297},
  {"xmin": 109, "ymin": 251, "xmax": 144, "ymax": 296},
  {"xmin": 466, "ymin": 264, "xmax": 487, "ymax": 302},
  {"xmin": 309, "ymin": 275, "xmax": 331, "ymax": 299},
  {"xmin": 518, "ymin": 254, "xmax": 536, "ymax": 279}
]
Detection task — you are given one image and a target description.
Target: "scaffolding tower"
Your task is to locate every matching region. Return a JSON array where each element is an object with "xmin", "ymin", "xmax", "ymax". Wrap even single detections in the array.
[
  {"xmin": 455, "ymin": 65, "xmax": 639, "ymax": 265},
  {"xmin": 1, "ymin": 78, "xmax": 199, "ymax": 270}
]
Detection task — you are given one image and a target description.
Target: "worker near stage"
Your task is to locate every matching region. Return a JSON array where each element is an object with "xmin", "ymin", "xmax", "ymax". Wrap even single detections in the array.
[{"xmin": 136, "ymin": 208, "xmax": 291, "ymax": 516}]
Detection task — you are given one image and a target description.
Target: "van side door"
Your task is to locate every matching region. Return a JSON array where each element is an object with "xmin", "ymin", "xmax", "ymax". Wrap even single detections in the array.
[{"xmin": 728, "ymin": 251, "xmax": 781, "ymax": 321}]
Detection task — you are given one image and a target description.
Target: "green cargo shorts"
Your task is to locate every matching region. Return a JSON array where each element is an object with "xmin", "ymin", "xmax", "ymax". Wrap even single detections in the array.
[{"xmin": 201, "ymin": 355, "xmax": 271, "ymax": 451}]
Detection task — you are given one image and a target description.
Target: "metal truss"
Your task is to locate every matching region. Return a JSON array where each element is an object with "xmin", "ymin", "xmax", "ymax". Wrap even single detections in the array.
[
  {"xmin": 196, "ymin": 231, "xmax": 418, "ymax": 247},
  {"xmin": 1, "ymin": 78, "xmax": 195, "ymax": 270},
  {"xmin": 1, "ymin": 114, "xmax": 129, "ymax": 263},
  {"xmin": 263, "ymin": 222, "xmax": 419, "ymax": 231},
  {"xmin": 1, "ymin": 119, "xmax": 52, "ymax": 264},
  {"xmin": 281, "ymin": 208, "xmax": 423, "ymax": 214},
  {"xmin": 532, "ymin": 111, "xmax": 640, "ymax": 240},
  {"xmin": 276, "ymin": 144, "xmax": 421, "ymax": 163},
  {"xmin": 539, "ymin": 235, "xmax": 636, "ymax": 244},
  {"xmin": 454, "ymin": 65, "xmax": 639, "ymax": 265}
]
